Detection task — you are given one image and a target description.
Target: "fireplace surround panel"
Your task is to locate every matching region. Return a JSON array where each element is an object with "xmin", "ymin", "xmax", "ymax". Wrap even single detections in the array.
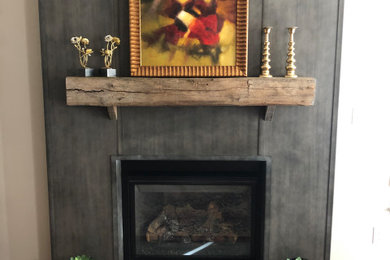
[
  {"xmin": 40, "ymin": 1, "xmax": 342, "ymax": 259},
  {"xmin": 112, "ymin": 156, "xmax": 270, "ymax": 260}
]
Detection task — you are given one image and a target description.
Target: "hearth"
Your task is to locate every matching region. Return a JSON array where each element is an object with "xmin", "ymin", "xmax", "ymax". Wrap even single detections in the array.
[{"xmin": 112, "ymin": 157, "xmax": 270, "ymax": 260}]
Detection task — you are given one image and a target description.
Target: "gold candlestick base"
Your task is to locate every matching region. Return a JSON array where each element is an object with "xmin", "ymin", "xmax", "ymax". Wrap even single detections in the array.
[
  {"xmin": 285, "ymin": 27, "xmax": 298, "ymax": 78},
  {"xmin": 260, "ymin": 26, "xmax": 272, "ymax": 78},
  {"xmin": 285, "ymin": 73, "xmax": 298, "ymax": 78}
]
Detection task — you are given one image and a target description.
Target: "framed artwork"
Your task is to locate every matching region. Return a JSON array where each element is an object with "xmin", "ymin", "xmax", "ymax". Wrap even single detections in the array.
[{"xmin": 129, "ymin": 0, "xmax": 248, "ymax": 77}]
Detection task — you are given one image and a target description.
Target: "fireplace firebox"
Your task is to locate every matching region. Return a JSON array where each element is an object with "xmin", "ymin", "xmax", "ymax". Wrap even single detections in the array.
[{"xmin": 112, "ymin": 157, "xmax": 270, "ymax": 260}]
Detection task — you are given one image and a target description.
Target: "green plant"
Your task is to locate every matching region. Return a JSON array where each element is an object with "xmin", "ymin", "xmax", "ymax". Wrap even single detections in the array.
[
  {"xmin": 70, "ymin": 255, "xmax": 92, "ymax": 260},
  {"xmin": 287, "ymin": 258, "xmax": 303, "ymax": 260}
]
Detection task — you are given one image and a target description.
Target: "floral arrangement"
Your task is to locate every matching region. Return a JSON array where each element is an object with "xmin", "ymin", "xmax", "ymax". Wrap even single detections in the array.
[
  {"xmin": 100, "ymin": 35, "xmax": 120, "ymax": 68},
  {"xmin": 70, "ymin": 36, "xmax": 93, "ymax": 68}
]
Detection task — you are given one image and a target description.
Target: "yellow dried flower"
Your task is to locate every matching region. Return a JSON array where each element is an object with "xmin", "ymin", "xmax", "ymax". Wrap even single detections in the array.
[
  {"xmin": 113, "ymin": 37, "xmax": 120, "ymax": 45},
  {"xmin": 101, "ymin": 34, "xmax": 120, "ymax": 68},
  {"xmin": 70, "ymin": 35, "xmax": 92, "ymax": 68},
  {"xmin": 81, "ymin": 38, "xmax": 90, "ymax": 45}
]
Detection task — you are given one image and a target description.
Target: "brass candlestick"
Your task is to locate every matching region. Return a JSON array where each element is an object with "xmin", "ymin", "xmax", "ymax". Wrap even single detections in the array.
[
  {"xmin": 285, "ymin": 27, "xmax": 298, "ymax": 78},
  {"xmin": 260, "ymin": 27, "xmax": 272, "ymax": 78}
]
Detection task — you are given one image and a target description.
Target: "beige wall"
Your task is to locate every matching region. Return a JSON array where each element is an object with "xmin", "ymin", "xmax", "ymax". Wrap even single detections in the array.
[{"xmin": 0, "ymin": 0, "xmax": 51, "ymax": 259}]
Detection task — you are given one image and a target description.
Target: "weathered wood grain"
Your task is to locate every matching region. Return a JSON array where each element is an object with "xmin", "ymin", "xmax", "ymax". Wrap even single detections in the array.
[
  {"xmin": 66, "ymin": 77, "xmax": 316, "ymax": 107},
  {"xmin": 259, "ymin": 0, "xmax": 343, "ymax": 260},
  {"xmin": 119, "ymin": 106, "xmax": 260, "ymax": 157},
  {"xmin": 39, "ymin": 0, "xmax": 118, "ymax": 259}
]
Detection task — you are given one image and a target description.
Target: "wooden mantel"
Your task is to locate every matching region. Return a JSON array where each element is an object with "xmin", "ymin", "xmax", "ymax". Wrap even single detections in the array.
[{"xmin": 66, "ymin": 77, "xmax": 316, "ymax": 120}]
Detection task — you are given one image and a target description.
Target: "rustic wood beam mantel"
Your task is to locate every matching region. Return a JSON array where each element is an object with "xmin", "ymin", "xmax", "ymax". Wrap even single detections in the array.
[{"xmin": 66, "ymin": 77, "xmax": 316, "ymax": 120}]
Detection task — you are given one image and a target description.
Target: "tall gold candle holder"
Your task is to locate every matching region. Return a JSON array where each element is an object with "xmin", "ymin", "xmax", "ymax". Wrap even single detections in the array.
[
  {"xmin": 285, "ymin": 27, "xmax": 298, "ymax": 78},
  {"xmin": 260, "ymin": 27, "xmax": 272, "ymax": 78}
]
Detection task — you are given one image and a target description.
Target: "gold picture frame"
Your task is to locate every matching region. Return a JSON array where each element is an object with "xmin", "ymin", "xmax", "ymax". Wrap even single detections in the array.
[{"xmin": 129, "ymin": 0, "xmax": 248, "ymax": 77}]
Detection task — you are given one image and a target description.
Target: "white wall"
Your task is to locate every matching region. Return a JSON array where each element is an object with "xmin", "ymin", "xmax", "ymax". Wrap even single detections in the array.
[
  {"xmin": 0, "ymin": 0, "xmax": 51, "ymax": 259},
  {"xmin": 330, "ymin": 0, "xmax": 390, "ymax": 259}
]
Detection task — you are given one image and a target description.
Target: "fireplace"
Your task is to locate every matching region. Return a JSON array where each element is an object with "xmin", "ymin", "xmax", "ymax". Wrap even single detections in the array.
[{"xmin": 112, "ymin": 157, "xmax": 270, "ymax": 260}]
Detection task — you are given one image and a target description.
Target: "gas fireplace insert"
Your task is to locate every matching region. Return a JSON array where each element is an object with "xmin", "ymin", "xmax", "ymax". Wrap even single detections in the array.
[{"xmin": 112, "ymin": 156, "xmax": 270, "ymax": 260}]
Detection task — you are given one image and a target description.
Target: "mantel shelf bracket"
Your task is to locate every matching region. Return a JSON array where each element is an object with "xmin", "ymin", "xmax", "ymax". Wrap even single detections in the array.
[
  {"xmin": 107, "ymin": 106, "xmax": 118, "ymax": 120},
  {"xmin": 264, "ymin": 106, "xmax": 276, "ymax": 121}
]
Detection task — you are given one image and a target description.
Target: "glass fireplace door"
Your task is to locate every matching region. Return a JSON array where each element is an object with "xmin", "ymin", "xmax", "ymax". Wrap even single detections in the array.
[{"xmin": 133, "ymin": 184, "xmax": 252, "ymax": 257}]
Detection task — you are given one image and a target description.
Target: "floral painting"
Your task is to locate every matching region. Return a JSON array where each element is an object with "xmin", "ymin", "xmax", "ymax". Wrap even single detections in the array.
[{"xmin": 140, "ymin": 0, "xmax": 237, "ymax": 67}]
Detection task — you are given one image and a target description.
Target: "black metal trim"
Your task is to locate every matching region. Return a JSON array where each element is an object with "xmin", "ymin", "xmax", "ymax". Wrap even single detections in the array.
[{"xmin": 324, "ymin": 0, "xmax": 345, "ymax": 259}]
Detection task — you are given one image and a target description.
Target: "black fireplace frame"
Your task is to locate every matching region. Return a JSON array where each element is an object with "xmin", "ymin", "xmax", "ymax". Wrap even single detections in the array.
[{"xmin": 111, "ymin": 156, "xmax": 271, "ymax": 260}]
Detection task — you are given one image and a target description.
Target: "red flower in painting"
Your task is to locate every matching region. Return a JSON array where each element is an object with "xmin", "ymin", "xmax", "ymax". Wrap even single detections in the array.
[
  {"xmin": 143, "ymin": 0, "xmax": 229, "ymax": 65},
  {"xmin": 188, "ymin": 14, "xmax": 220, "ymax": 46},
  {"xmin": 163, "ymin": 24, "xmax": 187, "ymax": 45}
]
